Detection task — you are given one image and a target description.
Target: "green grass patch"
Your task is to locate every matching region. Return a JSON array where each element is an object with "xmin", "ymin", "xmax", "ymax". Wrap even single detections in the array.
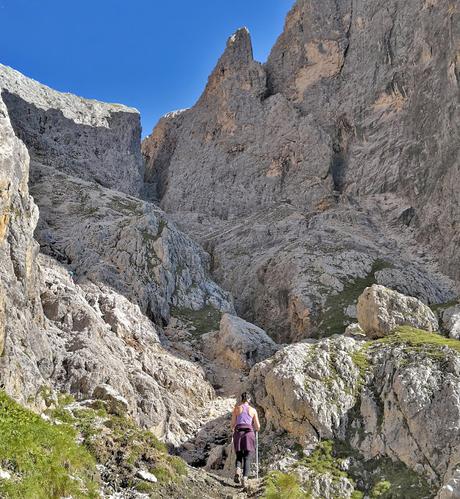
[
  {"xmin": 0, "ymin": 391, "xmax": 99, "ymax": 499},
  {"xmin": 263, "ymin": 471, "xmax": 307, "ymax": 499},
  {"xmin": 376, "ymin": 326, "xmax": 460, "ymax": 361},
  {"xmin": 297, "ymin": 440, "xmax": 348, "ymax": 483},
  {"xmin": 370, "ymin": 480, "xmax": 391, "ymax": 497},
  {"xmin": 171, "ymin": 304, "xmax": 222, "ymax": 336},
  {"xmin": 318, "ymin": 259, "xmax": 391, "ymax": 337},
  {"xmin": 351, "ymin": 345, "xmax": 371, "ymax": 376}
]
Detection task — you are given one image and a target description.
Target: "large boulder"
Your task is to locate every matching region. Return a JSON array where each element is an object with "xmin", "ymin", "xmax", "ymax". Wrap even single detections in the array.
[
  {"xmin": 248, "ymin": 337, "xmax": 362, "ymax": 442},
  {"xmin": 357, "ymin": 284, "xmax": 439, "ymax": 338},
  {"xmin": 441, "ymin": 305, "xmax": 460, "ymax": 340},
  {"xmin": 201, "ymin": 313, "xmax": 277, "ymax": 370}
]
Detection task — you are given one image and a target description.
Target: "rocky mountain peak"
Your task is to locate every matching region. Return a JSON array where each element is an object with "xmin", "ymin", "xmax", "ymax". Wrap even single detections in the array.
[
  {"xmin": 225, "ymin": 27, "xmax": 253, "ymax": 63},
  {"xmin": 199, "ymin": 26, "xmax": 266, "ymax": 104}
]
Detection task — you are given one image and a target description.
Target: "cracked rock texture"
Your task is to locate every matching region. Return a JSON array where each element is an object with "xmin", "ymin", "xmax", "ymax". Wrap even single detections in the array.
[
  {"xmin": 248, "ymin": 331, "xmax": 460, "ymax": 497},
  {"xmin": 0, "ymin": 65, "xmax": 235, "ymax": 448},
  {"xmin": 143, "ymin": 0, "xmax": 459, "ymax": 342}
]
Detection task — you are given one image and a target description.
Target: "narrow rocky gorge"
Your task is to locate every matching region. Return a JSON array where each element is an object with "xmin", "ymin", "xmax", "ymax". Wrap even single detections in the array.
[{"xmin": 0, "ymin": 0, "xmax": 459, "ymax": 497}]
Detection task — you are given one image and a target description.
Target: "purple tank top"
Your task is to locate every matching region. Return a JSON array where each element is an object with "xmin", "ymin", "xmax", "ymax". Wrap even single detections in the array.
[{"xmin": 236, "ymin": 403, "xmax": 253, "ymax": 426}]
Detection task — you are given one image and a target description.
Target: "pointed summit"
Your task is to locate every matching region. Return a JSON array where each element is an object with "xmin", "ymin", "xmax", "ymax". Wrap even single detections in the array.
[
  {"xmin": 199, "ymin": 27, "xmax": 266, "ymax": 101},
  {"xmin": 224, "ymin": 27, "xmax": 253, "ymax": 66}
]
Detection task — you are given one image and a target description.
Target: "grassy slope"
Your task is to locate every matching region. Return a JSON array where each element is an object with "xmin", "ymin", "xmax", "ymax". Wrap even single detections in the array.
[{"xmin": 0, "ymin": 391, "xmax": 99, "ymax": 499}]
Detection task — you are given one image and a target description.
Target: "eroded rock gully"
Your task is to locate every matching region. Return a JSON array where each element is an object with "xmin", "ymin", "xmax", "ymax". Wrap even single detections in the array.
[{"xmin": 0, "ymin": 0, "xmax": 459, "ymax": 496}]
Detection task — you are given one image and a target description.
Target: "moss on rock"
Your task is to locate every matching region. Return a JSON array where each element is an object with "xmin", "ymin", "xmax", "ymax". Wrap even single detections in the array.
[{"xmin": 171, "ymin": 304, "xmax": 222, "ymax": 337}]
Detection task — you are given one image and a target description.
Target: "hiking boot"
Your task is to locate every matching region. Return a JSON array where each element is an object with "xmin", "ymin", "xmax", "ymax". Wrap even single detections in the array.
[
  {"xmin": 234, "ymin": 467, "xmax": 242, "ymax": 484},
  {"xmin": 242, "ymin": 476, "xmax": 248, "ymax": 491}
]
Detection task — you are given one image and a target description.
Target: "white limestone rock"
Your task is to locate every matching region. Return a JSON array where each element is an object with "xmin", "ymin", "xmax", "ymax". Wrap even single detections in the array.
[
  {"xmin": 201, "ymin": 313, "xmax": 277, "ymax": 370},
  {"xmin": 92, "ymin": 384, "xmax": 129, "ymax": 416},
  {"xmin": 248, "ymin": 336, "xmax": 362, "ymax": 442},
  {"xmin": 357, "ymin": 284, "xmax": 439, "ymax": 338},
  {"xmin": 442, "ymin": 305, "xmax": 460, "ymax": 340},
  {"xmin": 136, "ymin": 470, "xmax": 158, "ymax": 483}
]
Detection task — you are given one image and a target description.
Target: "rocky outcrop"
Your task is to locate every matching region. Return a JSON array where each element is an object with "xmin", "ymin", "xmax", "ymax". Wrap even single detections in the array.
[
  {"xmin": 0, "ymin": 64, "xmax": 144, "ymax": 196},
  {"xmin": 37, "ymin": 254, "xmax": 224, "ymax": 445},
  {"xmin": 441, "ymin": 304, "xmax": 460, "ymax": 340},
  {"xmin": 0, "ymin": 91, "xmax": 51, "ymax": 405},
  {"xmin": 201, "ymin": 313, "xmax": 277, "ymax": 370},
  {"xmin": 249, "ymin": 337, "xmax": 362, "ymax": 442},
  {"xmin": 353, "ymin": 334, "xmax": 460, "ymax": 487},
  {"xmin": 357, "ymin": 284, "xmax": 439, "ymax": 338},
  {"xmin": 31, "ymin": 162, "xmax": 233, "ymax": 325},
  {"xmin": 248, "ymin": 329, "xmax": 460, "ymax": 496}
]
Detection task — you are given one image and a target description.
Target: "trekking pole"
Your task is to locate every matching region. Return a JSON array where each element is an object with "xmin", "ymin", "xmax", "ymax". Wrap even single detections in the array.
[{"xmin": 255, "ymin": 431, "xmax": 259, "ymax": 480}]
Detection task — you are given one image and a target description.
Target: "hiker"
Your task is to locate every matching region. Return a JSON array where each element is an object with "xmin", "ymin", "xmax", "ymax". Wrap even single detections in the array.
[{"xmin": 231, "ymin": 392, "xmax": 260, "ymax": 489}]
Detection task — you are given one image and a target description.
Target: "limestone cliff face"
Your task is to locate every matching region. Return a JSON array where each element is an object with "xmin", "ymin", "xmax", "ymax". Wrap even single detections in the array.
[
  {"xmin": 142, "ymin": 0, "xmax": 459, "ymax": 341},
  {"xmin": 266, "ymin": 0, "xmax": 460, "ymax": 279},
  {"xmin": 0, "ymin": 64, "xmax": 144, "ymax": 196},
  {"xmin": 0, "ymin": 65, "xmax": 236, "ymax": 443},
  {"xmin": 0, "ymin": 92, "xmax": 51, "ymax": 405},
  {"xmin": 143, "ymin": 28, "xmax": 333, "ymax": 218}
]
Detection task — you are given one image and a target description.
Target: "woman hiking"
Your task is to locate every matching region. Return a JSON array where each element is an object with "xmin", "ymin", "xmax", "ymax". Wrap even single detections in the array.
[{"xmin": 231, "ymin": 392, "xmax": 260, "ymax": 489}]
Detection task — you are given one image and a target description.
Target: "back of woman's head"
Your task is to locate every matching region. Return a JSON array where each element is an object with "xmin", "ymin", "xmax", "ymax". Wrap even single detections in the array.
[{"xmin": 241, "ymin": 392, "xmax": 251, "ymax": 404}]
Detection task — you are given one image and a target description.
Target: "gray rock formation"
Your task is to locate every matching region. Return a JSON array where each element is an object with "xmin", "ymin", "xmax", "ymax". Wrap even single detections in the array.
[
  {"xmin": 201, "ymin": 313, "xmax": 277, "ymax": 370},
  {"xmin": 31, "ymin": 162, "xmax": 233, "ymax": 325},
  {"xmin": 0, "ymin": 64, "xmax": 144, "ymax": 196},
  {"xmin": 248, "ymin": 330, "xmax": 460, "ymax": 497},
  {"xmin": 357, "ymin": 284, "xmax": 439, "ymax": 338},
  {"xmin": 266, "ymin": 0, "xmax": 460, "ymax": 284},
  {"xmin": 0, "ymin": 91, "xmax": 51, "ymax": 406},
  {"xmin": 142, "ymin": 3, "xmax": 459, "ymax": 341},
  {"xmin": 36, "ymin": 254, "xmax": 224, "ymax": 445},
  {"xmin": 249, "ymin": 337, "xmax": 362, "ymax": 443},
  {"xmin": 0, "ymin": 65, "xmax": 236, "ymax": 448},
  {"xmin": 441, "ymin": 304, "xmax": 460, "ymax": 340}
]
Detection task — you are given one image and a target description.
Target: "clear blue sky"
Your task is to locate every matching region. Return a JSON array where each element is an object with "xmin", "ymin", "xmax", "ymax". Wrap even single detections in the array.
[{"xmin": 1, "ymin": 0, "xmax": 293, "ymax": 137}]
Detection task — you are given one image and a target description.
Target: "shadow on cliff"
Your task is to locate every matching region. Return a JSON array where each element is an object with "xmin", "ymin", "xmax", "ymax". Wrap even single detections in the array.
[{"xmin": 1, "ymin": 89, "xmax": 142, "ymax": 194}]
